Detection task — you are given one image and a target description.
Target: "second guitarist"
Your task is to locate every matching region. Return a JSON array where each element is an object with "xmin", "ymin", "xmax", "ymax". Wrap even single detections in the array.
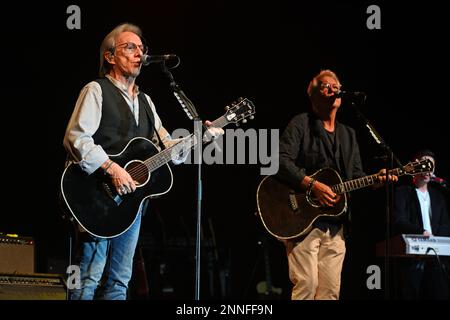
[{"xmin": 276, "ymin": 70, "xmax": 397, "ymax": 300}]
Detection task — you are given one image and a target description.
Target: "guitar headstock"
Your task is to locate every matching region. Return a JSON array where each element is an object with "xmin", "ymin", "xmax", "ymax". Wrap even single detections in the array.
[
  {"xmin": 224, "ymin": 97, "xmax": 255, "ymax": 126},
  {"xmin": 402, "ymin": 158, "xmax": 434, "ymax": 176}
]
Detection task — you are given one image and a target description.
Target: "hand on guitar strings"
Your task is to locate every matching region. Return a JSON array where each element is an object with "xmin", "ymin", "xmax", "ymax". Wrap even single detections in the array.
[
  {"xmin": 103, "ymin": 160, "xmax": 137, "ymax": 195},
  {"xmin": 310, "ymin": 180, "xmax": 341, "ymax": 207}
]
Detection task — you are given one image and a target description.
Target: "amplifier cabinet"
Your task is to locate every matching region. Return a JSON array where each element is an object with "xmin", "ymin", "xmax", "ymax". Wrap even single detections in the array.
[
  {"xmin": 0, "ymin": 235, "xmax": 35, "ymax": 274},
  {"xmin": 0, "ymin": 273, "xmax": 67, "ymax": 300}
]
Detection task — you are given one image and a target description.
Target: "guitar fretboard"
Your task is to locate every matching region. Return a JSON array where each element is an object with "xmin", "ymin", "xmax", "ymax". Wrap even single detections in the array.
[
  {"xmin": 331, "ymin": 167, "xmax": 404, "ymax": 194},
  {"xmin": 142, "ymin": 117, "xmax": 226, "ymax": 173}
]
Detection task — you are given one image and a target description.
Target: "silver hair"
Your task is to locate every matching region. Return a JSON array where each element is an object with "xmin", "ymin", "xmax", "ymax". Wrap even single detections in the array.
[
  {"xmin": 99, "ymin": 23, "xmax": 143, "ymax": 77},
  {"xmin": 306, "ymin": 69, "xmax": 341, "ymax": 98}
]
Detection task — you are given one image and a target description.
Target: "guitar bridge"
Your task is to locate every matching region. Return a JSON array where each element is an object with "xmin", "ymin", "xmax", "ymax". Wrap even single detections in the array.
[{"xmin": 289, "ymin": 193, "xmax": 298, "ymax": 212}]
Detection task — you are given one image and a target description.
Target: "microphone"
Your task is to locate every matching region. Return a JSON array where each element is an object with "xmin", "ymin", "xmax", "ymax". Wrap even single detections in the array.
[
  {"xmin": 430, "ymin": 174, "xmax": 448, "ymax": 186},
  {"xmin": 334, "ymin": 89, "xmax": 366, "ymax": 98},
  {"xmin": 141, "ymin": 54, "xmax": 178, "ymax": 66}
]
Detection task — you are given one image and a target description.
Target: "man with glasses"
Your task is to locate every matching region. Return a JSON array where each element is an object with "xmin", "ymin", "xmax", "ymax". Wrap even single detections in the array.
[
  {"xmin": 63, "ymin": 23, "xmax": 222, "ymax": 300},
  {"xmin": 277, "ymin": 69, "xmax": 396, "ymax": 299}
]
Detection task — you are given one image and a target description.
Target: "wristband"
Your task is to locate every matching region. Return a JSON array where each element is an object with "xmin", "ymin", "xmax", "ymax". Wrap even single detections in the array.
[
  {"xmin": 104, "ymin": 160, "xmax": 114, "ymax": 175},
  {"xmin": 307, "ymin": 178, "xmax": 316, "ymax": 191}
]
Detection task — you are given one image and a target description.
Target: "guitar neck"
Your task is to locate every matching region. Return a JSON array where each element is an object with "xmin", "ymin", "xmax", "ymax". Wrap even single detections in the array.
[
  {"xmin": 331, "ymin": 167, "xmax": 404, "ymax": 194},
  {"xmin": 143, "ymin": 116, "xmax": 229, "ymax": 173}
]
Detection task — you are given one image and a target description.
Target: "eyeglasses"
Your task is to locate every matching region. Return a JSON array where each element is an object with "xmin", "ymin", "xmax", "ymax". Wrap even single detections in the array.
[
  {"xmin": 113, "ymin": 42, "xmax": 148, "ymax": 55},
  {"xmin": 320, "ymin": 82, "xmax": 341, "ymax": 91}
]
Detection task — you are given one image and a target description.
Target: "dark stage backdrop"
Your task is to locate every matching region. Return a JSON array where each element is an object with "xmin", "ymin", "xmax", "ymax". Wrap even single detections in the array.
[{"xmin": 3, "ymin": 1, "xmax": 449, "ymax": 300}]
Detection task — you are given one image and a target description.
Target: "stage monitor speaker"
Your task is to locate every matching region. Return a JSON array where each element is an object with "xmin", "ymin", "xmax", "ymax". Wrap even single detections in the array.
[
  {"xmin": 0, "ymin": 234, "xmax": 35, "ymax": 274},
  {"xmin": 0, "ymin": 273, "xmax": 67, "ymax": 300}
]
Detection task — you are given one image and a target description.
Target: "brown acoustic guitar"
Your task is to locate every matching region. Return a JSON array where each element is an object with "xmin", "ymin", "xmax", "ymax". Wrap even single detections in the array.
[{"xmin": 256, "ymin": 159, "xmax": 433, "ymax": 240}]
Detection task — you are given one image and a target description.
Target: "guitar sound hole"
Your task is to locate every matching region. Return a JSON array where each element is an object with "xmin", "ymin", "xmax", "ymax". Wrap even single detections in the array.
[
  {"xmin": 306, "ymin": 194, "xmax": 321, "ymax": 208},
  {"xmin": 126, "ymin": 161, "xmax": 150, "ymax": 186}
]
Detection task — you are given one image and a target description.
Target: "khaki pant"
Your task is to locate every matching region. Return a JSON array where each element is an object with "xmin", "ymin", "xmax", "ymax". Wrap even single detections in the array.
[{"xmin": 285, "ymin": 227, "xmax": 346, "ymax": 300}]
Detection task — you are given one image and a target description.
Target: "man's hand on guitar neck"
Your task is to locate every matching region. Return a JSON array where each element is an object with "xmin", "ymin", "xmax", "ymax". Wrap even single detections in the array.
[
  {"xmin": 203, "ymin": 120, "xmax": 224, "ymax": 142},
  {"xmin": 302, "ymin": 176, "xmax": 340, "ymax": 207},
  {"xmin": 373, "ymin": 168, "xmax": 398, "ymax": 189},
  {"xmin": 101, "ymin": 160, "xmax": 137, "ymax": 195}
]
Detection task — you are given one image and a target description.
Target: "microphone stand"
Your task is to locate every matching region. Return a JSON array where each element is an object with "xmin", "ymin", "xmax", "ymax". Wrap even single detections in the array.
[
  {"xmin": 348, "ymin": 97, "xmax": 402, "ymax": 300},
  {"xmin": 160, "ymin": 61, "xmax": 204, "ymax": 300}
]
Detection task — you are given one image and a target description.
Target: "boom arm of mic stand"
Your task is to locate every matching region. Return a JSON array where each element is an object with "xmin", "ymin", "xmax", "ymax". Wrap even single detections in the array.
[
  {"xmin": 160, "ymin": 62, "xmax": 201, "ymax": 121},
  {"xmin": 350, "ymin": 102, "xmax": 402, "ymax": 167}
]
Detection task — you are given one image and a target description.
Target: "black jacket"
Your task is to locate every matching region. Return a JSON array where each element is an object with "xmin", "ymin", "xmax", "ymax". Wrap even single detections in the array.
[
  {"xmin": 394, "ymin": 184, "xmax": 450, "ymax": 236},
  {"xmin": 277, "ymin": 112, "xmax": 365, "ymax": 189},
  {"xmin": 277, "ymin": 112, "xmax": 366, "ymax": 235}
]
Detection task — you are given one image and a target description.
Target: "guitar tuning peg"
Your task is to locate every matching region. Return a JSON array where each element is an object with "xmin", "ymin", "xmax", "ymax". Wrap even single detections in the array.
[
  {"xmin": 236, "ymin": 123, "xmax": 240, "ymax": 127},
  {"xmin": 238, "ymin": 97, "xmax": 244, "ymax": 102},
  {"xmin": 242, "ymin": 119, "xmax": 247, "ymax": 124},
  {"xmin": 249, "ymin": 115, "xmax": 254, "ymax": 120},
  {"xmin": 224, "ymin": 105, "xmax": 230, "ymax": 111}
]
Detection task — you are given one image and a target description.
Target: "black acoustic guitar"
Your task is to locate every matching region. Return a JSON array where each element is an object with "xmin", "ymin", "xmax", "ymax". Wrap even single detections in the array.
[
  {"xmin": 61, "ymin": 98, "xmax": 255, "ymax": 238},
  {"xmin": 257, "ymin": 159, "xmax": 433, "ymax": 240}
]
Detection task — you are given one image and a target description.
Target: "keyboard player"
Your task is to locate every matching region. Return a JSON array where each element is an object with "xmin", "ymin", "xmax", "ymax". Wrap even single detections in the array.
[{"xmin": 394, "ymin": 149, "xmax": 450, "ymax": 299}]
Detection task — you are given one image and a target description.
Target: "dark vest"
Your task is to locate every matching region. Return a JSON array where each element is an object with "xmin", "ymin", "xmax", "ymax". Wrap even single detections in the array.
[{"xmin": 92, "ymin": 78, "xmax": 155, "ymax": 154}]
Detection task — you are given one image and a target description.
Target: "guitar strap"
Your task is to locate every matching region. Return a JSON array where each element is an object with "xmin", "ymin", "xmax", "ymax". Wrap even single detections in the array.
[
  {"xmin": 138, "ymin": 93, "xmax": 167, "ymax": 151},
  {"xmin": 153, "ymin": 128, "xmax": 167, "ymax": 151},
  {"xmin": 137, "ymin": 92, "xmax": 166, "ymax": 217}
]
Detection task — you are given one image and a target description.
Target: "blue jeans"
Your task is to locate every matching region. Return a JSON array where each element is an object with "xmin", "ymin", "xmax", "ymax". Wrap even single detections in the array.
[{"xmin": 70, "ymin": 213, "xmax": 142, "ymax": 300}]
